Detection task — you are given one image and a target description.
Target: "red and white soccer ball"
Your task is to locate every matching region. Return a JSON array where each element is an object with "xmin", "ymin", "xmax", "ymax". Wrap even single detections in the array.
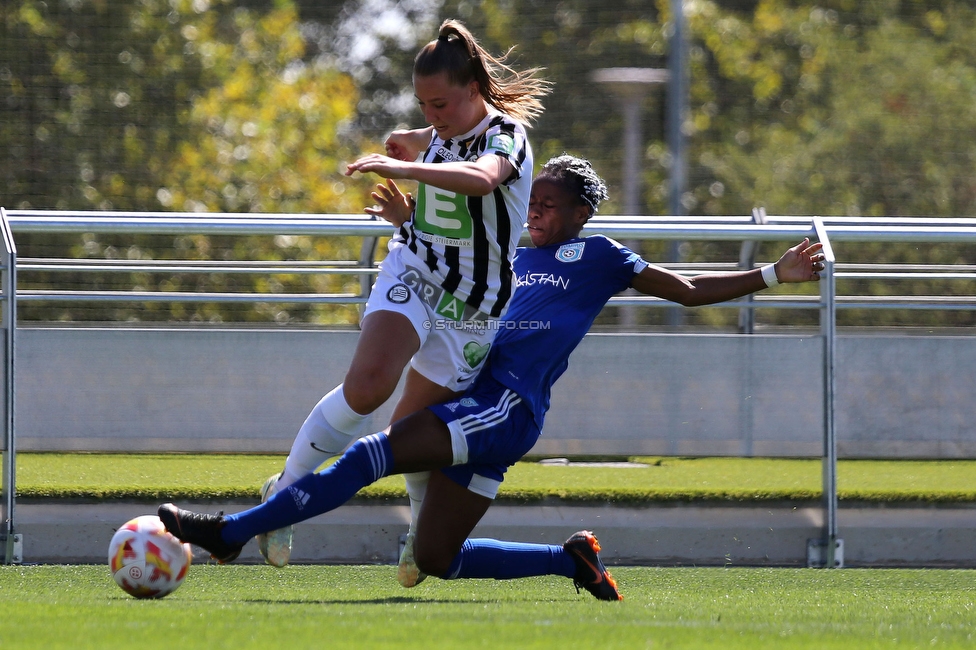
[{"xmin": 108, "ymin": 515, "xmax": 192, "ymax": 599}]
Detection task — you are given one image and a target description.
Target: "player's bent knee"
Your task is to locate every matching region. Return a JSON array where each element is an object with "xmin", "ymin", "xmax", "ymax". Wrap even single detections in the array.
[
  {"xmin": 342, "ymin": 367, "xmax": 402, "ymax": 414},
  {"xmin": 414, "ymin": 545, "xmax": 455, "ymax": 578}
]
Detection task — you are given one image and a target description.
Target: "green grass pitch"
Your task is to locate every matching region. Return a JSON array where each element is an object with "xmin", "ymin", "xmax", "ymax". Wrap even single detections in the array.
[
  {"xmin": 17, "ymin": 454, "xmax": 976, "ymax": 502},
  {"xmin": 8, "ymin": 454, "xmax": 976, "ymax": 647},
  {"xmin": 2, "ymin": 564, "xmax": 975, "ymax": 649}
]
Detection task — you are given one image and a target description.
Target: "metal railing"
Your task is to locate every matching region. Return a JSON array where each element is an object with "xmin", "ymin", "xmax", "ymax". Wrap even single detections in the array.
[
  {"xmin": 8, "ymin": 210, "xmax": 976, "ymax": 314},
  {"xmin": 3, "ymin": 208, "xmax": 976, "ymax": 567},
  {"xmin": 0, "ymin": 209, "xmax": 18, "ymax": 565}
]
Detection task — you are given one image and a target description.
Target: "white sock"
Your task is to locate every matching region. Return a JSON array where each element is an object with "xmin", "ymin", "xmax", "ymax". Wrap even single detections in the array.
[
  {"xmin": 278, "ymin": 385, "xmax": 369, "ymax": 488},
  {"xmin": 403, "ymin": 471, "xmax": 430, "ymax": 534}
]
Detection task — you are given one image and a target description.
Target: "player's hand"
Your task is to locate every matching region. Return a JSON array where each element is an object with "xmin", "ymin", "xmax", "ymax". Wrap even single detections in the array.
[
  {"xmin": 345, "ymin": 153, "xmax": 412, "ymax": 179},
  {"xmin": 364, "ymin": 179, "xmax": 413, "ymax": 227},
  {"xmin": 773, "ymin": 238, "xmax": 826, "ymax": 283},
  {"xmin": 385, "ymin": 127, "xmax": 432, "ymax": 162}
]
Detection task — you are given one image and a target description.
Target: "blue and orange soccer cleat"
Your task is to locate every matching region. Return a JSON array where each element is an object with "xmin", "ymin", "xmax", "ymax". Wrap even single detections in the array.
[{"xmin": 563, "ymin": 530, "xmax": 623, "ymax": 601}]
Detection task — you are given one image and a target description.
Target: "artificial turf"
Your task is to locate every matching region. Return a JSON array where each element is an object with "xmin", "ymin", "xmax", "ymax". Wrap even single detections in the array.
[
  {"xmin": 2, "ymin": 564, "xmax": 975, "ymax": 649},
  {"xmin": 7, "ymin": 455, "xmax": 976, "ymax": 648}
]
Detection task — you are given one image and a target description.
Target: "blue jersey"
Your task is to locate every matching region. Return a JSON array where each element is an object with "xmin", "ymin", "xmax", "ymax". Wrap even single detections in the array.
[{"xmin": 484, "ymin": 235, "xmax": 648, "ymax": 427}]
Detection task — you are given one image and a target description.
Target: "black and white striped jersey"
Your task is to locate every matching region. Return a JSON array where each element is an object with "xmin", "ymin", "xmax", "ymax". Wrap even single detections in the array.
[{"xmin": 392, "ymin": 110, "xmax": 532, "ymax": 318}]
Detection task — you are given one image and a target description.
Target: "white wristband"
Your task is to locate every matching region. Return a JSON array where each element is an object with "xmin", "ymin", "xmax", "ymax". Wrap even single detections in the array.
[{"xmin": 761, "ymin": 263, "xmax": 780, "ymax": 288}]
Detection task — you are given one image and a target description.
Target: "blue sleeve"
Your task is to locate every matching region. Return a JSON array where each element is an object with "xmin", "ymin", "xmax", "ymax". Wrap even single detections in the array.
[{"xmin": 598, "ymin": 236, "xmax": 649, "ymax": 293}]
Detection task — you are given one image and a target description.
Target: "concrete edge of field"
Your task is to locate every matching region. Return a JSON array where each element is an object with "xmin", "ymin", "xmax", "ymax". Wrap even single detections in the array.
[{"xmin": 13, "ymin": 498, "xmax": 976, "ymax": 568}]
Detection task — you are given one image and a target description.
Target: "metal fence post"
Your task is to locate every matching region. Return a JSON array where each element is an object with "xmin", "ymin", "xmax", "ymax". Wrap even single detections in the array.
[
  {"xmin": 357, "ymin": 218, "xmax": 379, "ymax": 322},
  {"xmin": 737, "ymin": 207, "xmax": 767, "ymax": 334},
  {"xmin": 808, "ymin": 217, "xmax": 842, "ymax": 568},
  {"xmin": 0, "ymin": 208, "xmax": 20, "ymax": 564}
]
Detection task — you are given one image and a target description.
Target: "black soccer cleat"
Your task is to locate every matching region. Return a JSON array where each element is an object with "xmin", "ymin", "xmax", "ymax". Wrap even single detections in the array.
[
  {"xmin": 564, "ymin": 530, "xmax": 623, "ymax": 601},
  {"xmin": 157, "ymin": 503, "xmax": 243, "ymax": 564}
]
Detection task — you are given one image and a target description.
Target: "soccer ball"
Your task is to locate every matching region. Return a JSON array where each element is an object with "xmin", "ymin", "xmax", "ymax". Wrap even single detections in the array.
[{"xmin": 108, "ymin": 515, "xmax": 192, "ymax": 599}]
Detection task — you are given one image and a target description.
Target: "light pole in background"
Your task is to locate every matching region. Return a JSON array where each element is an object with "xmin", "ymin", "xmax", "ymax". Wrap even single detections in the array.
[
  {"xmin": 591, "ymin": 67, "xmax": 669, "ymax": 328},
  {"xmin": 667, "ymin": 0, "xmax": 690, "ymax": 328}
]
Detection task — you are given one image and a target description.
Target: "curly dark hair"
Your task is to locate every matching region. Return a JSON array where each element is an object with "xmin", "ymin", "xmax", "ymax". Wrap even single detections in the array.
[{"xmin": 536, "ymin": 154, "xmax": 609, "ymax": 214}]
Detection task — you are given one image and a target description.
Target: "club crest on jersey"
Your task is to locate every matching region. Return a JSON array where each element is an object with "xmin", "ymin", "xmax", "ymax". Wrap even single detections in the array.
[
  {"xmin": 555, "ymin": 242, "xmax": 585, "ymax": 263},
  {"xmin": 460, "ymin": 397, "xmax": 478, "ymax": 407},
  {"xmin": 386, "ymin": 284, "xmax": 411, "ymax": 304}
]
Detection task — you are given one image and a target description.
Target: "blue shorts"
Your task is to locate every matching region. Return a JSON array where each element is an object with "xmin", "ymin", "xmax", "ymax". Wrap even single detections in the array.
[{"xmin": 428, "ymin": 374, "xmax": 540, "ymax": 499}]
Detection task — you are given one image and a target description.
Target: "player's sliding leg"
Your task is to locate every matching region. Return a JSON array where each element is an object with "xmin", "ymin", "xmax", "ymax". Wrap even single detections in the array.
[
  {"xmin": 156, "ymin": 505, "xmax": 243, "ymax": 564},
  {"xmin": 259, "ymin": 310, "xmax": 422, "ymax": 567},
  {"xmin": 412, "ymin": 471, "xmax": 623, "ymax": 600},
  {"xmin": 162, "ymin": 409, "xmax": 452, "ymax": 562},
  {"xmin": 434, "ymin": 534, "xmax": 621, "ymax": 601},
  {"xmin": 258, "ymin": 385, "xmax": 369, "ymax": 566},
  {"xmin": 161, "ymin": 431, "xmax": 396, "ymax": 558}
]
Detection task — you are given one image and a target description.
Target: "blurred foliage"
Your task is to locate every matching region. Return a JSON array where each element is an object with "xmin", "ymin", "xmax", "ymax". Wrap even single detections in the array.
[
  {"xmin": 1, "ymin": 0, "xmax": 375, "ymax": 324},
  {"xmin": 1, "ymin": 0, "xmax": 975, "ymax": 327}
]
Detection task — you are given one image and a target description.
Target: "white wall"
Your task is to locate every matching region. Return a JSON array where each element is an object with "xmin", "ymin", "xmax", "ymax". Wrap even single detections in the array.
[{"xmin": 16, "ymin": 328, "xmax": 976, "ymax": 457}]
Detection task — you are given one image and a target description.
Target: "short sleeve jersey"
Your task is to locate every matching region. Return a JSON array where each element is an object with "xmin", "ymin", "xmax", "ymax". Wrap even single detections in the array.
[
  {"xmin": 485, "ymin": 235, "xmax": 649, "ymax": 427},
  {"xmin": 391, "ymin": 110, "xmax": 532, "ymax": 318}
]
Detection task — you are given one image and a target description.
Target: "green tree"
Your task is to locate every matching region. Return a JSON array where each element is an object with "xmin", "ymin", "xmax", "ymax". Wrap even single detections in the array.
[
  {"xmin": 685, "ymin": 1, "xmax": 976, "ymax": 326},
  {"xmin": 5, "ymin": 0, "xmax": 976, "ymax": 327},
  {"xmin": 2, "ymin": 0, "xmax": 377, "ymax": 324},
  {"xmin": 150, "ymin": 1, "xmax": 375, "ymax": 325},
  {"xmin": 692, "ymin": 0, "xmax": 976, "ymax": 219},
  {"xmin": 160, "ymin": 3, "xmax": 365, "ymax": 215}
]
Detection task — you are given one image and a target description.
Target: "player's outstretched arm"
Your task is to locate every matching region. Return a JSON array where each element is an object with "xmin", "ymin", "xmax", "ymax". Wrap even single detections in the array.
[
  {"xmin": 346, "ymin": 152, "xmax": 513, "ymax": 197},
  {"xmin": 631, "ymin": 238, "xmax": 825, "ymax": 307}
]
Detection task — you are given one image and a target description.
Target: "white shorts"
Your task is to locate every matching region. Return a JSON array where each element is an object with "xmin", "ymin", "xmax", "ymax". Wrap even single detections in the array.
[{"xmin": 362, "ymin": 248, "xmax": 498, "ymax": 392}]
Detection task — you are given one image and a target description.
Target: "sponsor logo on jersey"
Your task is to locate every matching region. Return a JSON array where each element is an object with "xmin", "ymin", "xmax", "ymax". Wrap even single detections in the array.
[
  {"xmin": 413, "ymin": 183, "xmax": 473, "ymax": 247},
  {"xmin": 555, "ymin": 241, "xmax": 585, "ymax": 263},
  {"xmin": 516, "ymin": 271, "xmax": 570, "ymax": 290},
  {"xmin": 386, "ymin": 284, "xmax": 411, "ymax": 304},
  {"xmin": 434, "ymin": 146, "xmax": 462, "ymax": 162},
  {"xmin": 462, "ymin": 341, "xmax": 490, "ymax": 368},
  {"xmin": 435, "ymin": 292, "xmax": 466, "ymax": 321},
  {"xmin": 488, "ymin": 133, "xmax": 515, "ymax": 155},
  {"xmin": 398, "ymin": 266, "xmax": 482, "ymax": 322},
  {"xmin": 399, "ymin": 268, "xmax": 439, "ymax": 305},
  {"xmin": 416, "ymin": 232, "xmax": 471, "ymax": 247}
]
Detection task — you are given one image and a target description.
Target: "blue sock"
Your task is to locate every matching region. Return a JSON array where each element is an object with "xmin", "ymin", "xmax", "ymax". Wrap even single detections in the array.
[
  {"xmin": 221, "ymin": 433, "xmax": 393, "ymax": 546},
  {"xmin": 442, "ymin": 538, "xmax": 577, "ymax": 580}
]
